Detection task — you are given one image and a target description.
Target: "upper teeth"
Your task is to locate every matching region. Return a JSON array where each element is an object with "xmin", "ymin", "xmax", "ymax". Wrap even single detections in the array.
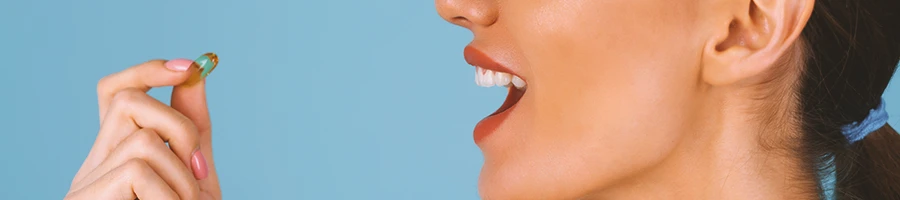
[{"xmin": 475, "ymin": 67, "xmax": 526, "ymax": 89}]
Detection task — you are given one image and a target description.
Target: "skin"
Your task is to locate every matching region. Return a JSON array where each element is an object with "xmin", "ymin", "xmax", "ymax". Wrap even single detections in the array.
[
  {"xmin": 68, "ymin": 0, "xmax": 818, "ymax": 199},
  {"xmin": 437, "ymin": 0, "xmax": 817, "ymax": 199},
  {"xmin": 66, "ymin": 60, "xmax": 221, "ymax": 200}
]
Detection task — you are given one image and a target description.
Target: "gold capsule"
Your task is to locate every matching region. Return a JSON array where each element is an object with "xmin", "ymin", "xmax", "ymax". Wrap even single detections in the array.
[{"xmin": 183, "ymin": 52, "xmax": 219, "ymax": 86}]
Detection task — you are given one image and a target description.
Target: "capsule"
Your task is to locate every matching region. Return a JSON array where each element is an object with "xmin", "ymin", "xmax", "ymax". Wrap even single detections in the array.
[{"xmin": 183, "ymin": 52, "xmax": 218, "ymax": 86}]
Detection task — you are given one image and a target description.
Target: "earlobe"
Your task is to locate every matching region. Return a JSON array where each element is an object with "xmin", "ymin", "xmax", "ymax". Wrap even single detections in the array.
[{"xmin": 701, "ymin": 0, "xmax": 814, "ymax": 86}]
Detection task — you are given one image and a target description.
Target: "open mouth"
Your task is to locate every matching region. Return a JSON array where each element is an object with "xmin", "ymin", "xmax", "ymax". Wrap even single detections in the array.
[
  {"xmin": 464, "ymin": 46, "xmax": 528, "ymax": 144},
  {"xmin": 465, "ymin": 46, "xmax": 528, "ymax": 117},
  {"xmin": 474, "ymin": 67, "xmax": 527, "ymax": 117}
]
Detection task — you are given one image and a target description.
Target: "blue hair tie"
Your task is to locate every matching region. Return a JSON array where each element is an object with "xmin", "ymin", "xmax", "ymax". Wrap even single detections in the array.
[
  {"xmin": 822, "ymin": 98, "xmax": 890, "ymax": 199},
  {"xmin": 840, "ymin": 98, "xmax": 889, "ymax": 144}
]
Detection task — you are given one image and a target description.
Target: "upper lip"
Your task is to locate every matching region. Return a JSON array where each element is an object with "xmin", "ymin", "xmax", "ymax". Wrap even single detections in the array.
[{"xmin": 463, "ymin": 46, "xmax": 523, "ymax": 79}]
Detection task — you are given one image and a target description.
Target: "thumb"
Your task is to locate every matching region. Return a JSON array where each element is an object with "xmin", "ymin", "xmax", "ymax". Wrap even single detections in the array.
[
  {"xmin": 171, "ymin": 53, "xmax": 216, "ymax": 134},
  {"xmin": 172, "ymin": 79, "xmax": 211, "ymax": 133}
]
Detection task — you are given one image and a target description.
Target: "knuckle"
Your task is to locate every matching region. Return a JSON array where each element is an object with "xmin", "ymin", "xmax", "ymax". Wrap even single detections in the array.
[
  {"xmin": 96, "ymin": 75, "xmax": 115, "ymax": 96},
  {"xmin": 130, "ymin": 129, "xmax": 164, "ymax": 149},
  {"xmin": 109, "ymin": 89, "xmax": 145, "ymax": 112},
  {"xmin": 114, "ymin": 129, "xmax": 166, "ymax": 160},
  {"xmin": 177, "ymin": 118, "xmax": 200, "ymax": 140},
  {"xmin": 122, "ymin": 158, "xmax": 152, "ymax": 178}
]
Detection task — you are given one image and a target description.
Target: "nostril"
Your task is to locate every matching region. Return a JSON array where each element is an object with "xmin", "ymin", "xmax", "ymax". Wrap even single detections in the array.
[{"xmin": 451, "ymin": 16, "xmax": 472, "ymax": 27}]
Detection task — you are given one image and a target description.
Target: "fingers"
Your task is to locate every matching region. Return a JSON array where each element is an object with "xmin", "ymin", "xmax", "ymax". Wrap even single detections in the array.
[
  {"xmin": 65, "ymin": 159, "xmax": 178, "ymax": 200},
  {"xmin": 71, "ymin": 56, "xmax": 218, "ymax": 200},
  {"xmin": 77, "ymin": 89, "xmax": 201, "ymax": 183},
  {"xmin": 104, "ymin": 88, "xmax": 200, "ymax": 167},
  {"xmin": 74, "ymin": 129, "xmax": 201, "ymax": 200},
  {"xmin": 172, "ymin": 79, "xmax": 211, "ymax": 135},
  {"xmin": 97, "ymin": 59, "xmax": 196, "ymax": 122}
]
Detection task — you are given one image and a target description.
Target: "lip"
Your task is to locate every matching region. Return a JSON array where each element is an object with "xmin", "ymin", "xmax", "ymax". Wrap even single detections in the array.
[
  {"xmin": 464, "ymin": 46, "xmax": 526, "ymax": 144},
  {"xmin": 464, "ymin": 46, "xmax": 522, "ymax": 78}
]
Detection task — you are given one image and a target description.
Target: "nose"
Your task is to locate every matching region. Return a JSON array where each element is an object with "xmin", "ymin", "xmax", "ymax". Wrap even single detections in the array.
[{"xmin": 435, "ymin": 0, "xmax": 499, "ymax": 29}]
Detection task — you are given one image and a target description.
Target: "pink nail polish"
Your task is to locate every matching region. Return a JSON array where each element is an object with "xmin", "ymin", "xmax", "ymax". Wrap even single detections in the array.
[
  {"xmin": 191, "ymin": 149, "xmax": 209, "ymax": 180},
  {"xmin": 165, "ymin": 59, "xmax": 193, "ymax": 72}
]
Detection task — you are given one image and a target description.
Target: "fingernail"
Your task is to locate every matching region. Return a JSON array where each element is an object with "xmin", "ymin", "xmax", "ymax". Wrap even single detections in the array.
[
  {"xmin": 191, "ymin": 149, "xmax": 209, "ymax": 180},
  {"xmin": 165, "ymin": 59, "xmax": 193, "ymax": 72}
]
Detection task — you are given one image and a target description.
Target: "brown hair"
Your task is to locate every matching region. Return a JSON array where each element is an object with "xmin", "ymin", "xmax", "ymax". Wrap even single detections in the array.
[{"xmin": 798, "ymin": 0, "xmax": 900, "ymax": 199}]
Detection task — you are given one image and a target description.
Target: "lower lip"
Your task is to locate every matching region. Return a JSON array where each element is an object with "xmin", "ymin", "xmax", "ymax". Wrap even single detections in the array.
[{"xmin": 474, "ymin": 86, "xmax": 525, "ymax": 144}]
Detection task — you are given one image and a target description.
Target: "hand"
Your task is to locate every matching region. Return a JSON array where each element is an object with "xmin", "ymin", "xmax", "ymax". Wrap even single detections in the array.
[{"xmin": 66, "ymin": 59, "xmax": 221, "ymax": 200}]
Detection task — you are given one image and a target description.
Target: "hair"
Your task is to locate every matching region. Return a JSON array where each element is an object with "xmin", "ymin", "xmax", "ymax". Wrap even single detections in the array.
[{"xmin": 798, "ymin": 0, "xmax": 900, "ymax": 199}]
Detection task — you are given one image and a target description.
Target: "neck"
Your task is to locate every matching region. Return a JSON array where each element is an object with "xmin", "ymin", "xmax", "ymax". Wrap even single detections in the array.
[{"xmin": 586, "ymin": 92, "xmax": 817, "ymax": 200}]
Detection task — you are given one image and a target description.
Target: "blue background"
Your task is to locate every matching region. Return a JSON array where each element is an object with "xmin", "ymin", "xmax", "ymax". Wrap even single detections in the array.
[{"xmin": 0, "ymin": 1, "xmax": 898, "ymax": 199}]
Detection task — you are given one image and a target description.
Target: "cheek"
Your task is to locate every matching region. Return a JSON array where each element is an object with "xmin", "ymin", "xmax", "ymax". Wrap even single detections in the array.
[
  {"xmin": 481, "ymin": 0, "xmax": 704, "ymax": 198},
  {"xmin": 515, "ymin": 0, "xmax": 702, "ymax": 155}
]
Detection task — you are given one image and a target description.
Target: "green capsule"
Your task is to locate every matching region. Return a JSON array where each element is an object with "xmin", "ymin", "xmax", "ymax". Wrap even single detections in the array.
[
  {"xmin": 183, "ymin": 52, "xmax": 218, "ymax": 86},
  {"xmin": 194, "ymin": 52, "xmax": 218, "ymax": 78}
]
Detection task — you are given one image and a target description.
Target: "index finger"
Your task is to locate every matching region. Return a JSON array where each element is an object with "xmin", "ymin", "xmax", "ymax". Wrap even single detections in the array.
[{"xmin": 96, "ymin": 59, "xmax": 195, "ymax": 122}]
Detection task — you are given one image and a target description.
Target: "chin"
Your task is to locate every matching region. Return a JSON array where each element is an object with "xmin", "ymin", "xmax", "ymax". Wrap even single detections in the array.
[
  {"xmin": 475, "ymin": 139, "xmax": 671, "ymax": 200},
  {"xmin": 478, "ymin": 161, "xmax": 527, "ymax": 199},
  {"xmin": 477, "ymin": 163, "xmax": 594, "ymax": 200}
]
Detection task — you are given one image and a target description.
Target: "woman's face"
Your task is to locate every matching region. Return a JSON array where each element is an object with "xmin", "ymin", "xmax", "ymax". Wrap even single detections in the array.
[{"xmin": 437, "ymin": 0, "xmax": 716, "ymax": 198}]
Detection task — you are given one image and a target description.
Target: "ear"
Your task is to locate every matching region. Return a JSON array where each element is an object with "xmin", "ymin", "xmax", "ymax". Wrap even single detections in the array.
[{"xmin": 701, "ymin": 0, "xmax": 814, "ymax": 86}]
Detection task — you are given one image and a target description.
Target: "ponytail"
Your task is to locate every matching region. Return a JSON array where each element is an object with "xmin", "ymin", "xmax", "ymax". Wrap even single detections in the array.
[
  {"xmin": 835, "ymin": 125, "xmax": 900, "ymax": 199},
  {"xmin": 797, "ymin": 0, "xmax": 900, "ymax": 199}
]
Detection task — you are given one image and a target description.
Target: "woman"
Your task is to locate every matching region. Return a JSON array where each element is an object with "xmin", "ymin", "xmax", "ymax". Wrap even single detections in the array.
[{"xmin": 67, "ymin": 0, "xmax": 898, "ymax": 199}]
